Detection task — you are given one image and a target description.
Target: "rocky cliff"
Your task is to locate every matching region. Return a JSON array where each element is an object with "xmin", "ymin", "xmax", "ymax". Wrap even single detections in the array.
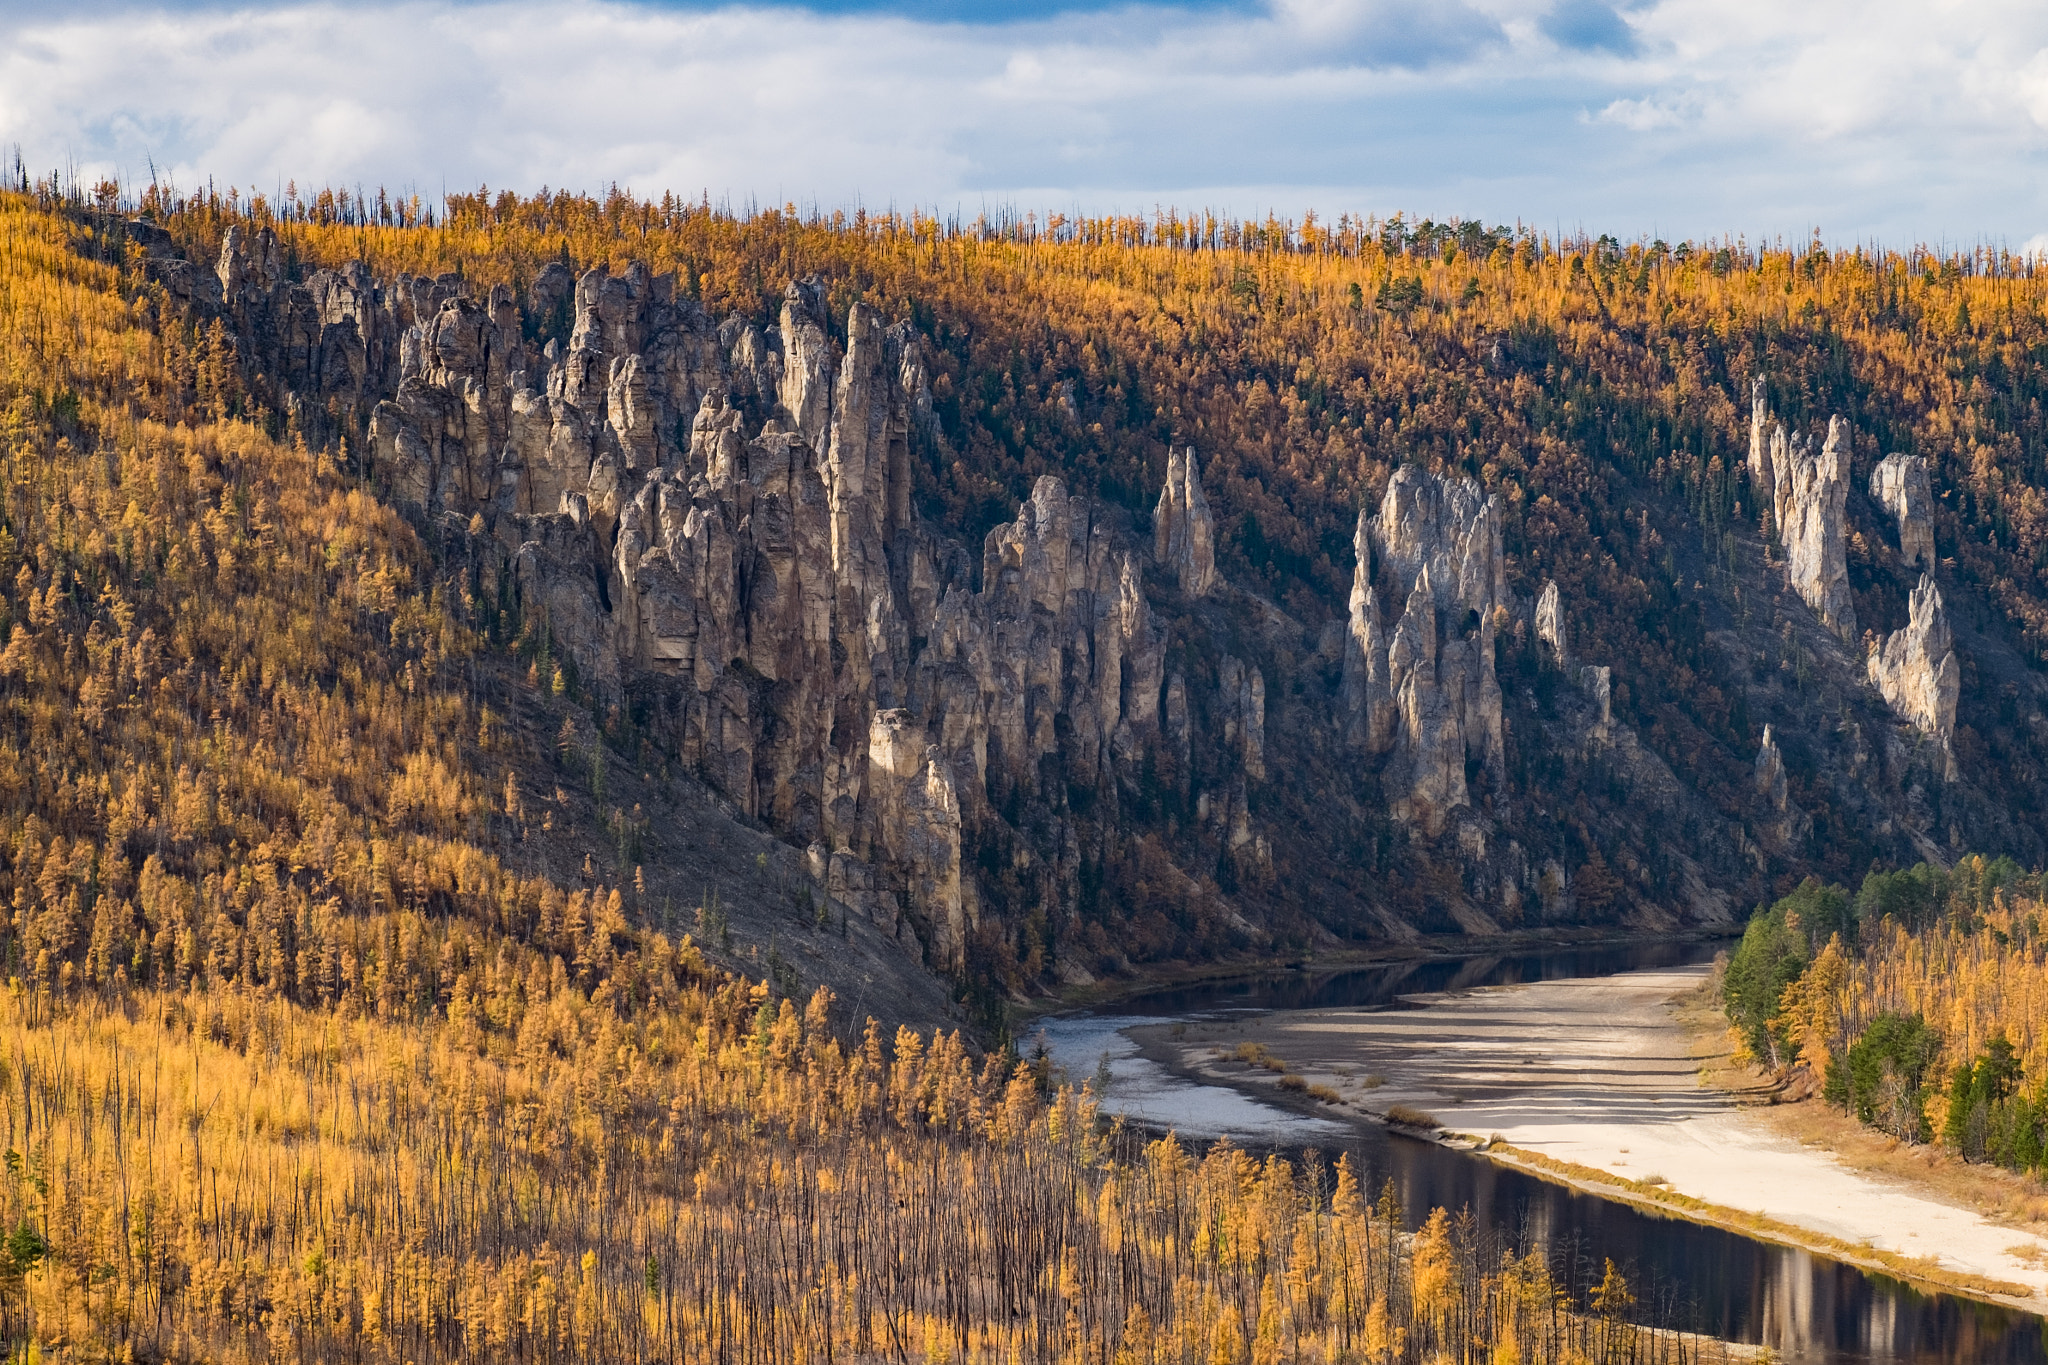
[
  {"xmin": 1751, "ymin": 380, "xmax": 1856, "ymax": 641},
  {"xmin": 136, "ymin": 222, "xmax": 2045, "ymax": 997},
  {"xmin": 1342, "ymin": 466, "xmax": 1505, "ymax": 836},
  {"xmin": 1871, "ymin": 453, "xmax": 1937, "ymax": 572},
  {"xmin": 203, "ymin": 233, "xmax": 1195, "ymax": 976},
  {"xmin": 1155, "ymin": 447, "xmax": 1218, "ymax": 598},
  {"xmin": 1868, "ymin": 574, "xmax": 1960, "ymax": 751}
]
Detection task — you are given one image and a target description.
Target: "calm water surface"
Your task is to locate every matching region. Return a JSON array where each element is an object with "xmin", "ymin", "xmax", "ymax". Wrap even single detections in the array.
[{"xmin": 1036, "ymin": 939, "xmax": 2048, "ymax": 1365}]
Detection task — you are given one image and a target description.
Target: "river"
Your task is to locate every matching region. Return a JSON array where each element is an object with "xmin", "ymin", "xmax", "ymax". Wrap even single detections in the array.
[{"xmin": 1035, "ymin": 939, "xmax": 2048, "ymax": 1364}]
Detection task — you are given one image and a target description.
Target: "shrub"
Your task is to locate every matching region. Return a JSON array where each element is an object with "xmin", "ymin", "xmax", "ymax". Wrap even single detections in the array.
[
  {"xmin": 1233, "ymin": 1042, "xmax": 1287, "ymax": 1072},
  {"xmin": 1386, "ymin": 1104, "xmax": 1440, "ymax": 1128}
]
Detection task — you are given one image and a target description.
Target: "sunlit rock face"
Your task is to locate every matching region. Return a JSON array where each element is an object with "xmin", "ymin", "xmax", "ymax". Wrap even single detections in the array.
[
  {"xmin": 280, "ymin": 238, "xmax": 1184, "ymax": 973},
  {"xmin": 199, "ymin": 222, "xmax": 1871, "ymax": 968},
  {"xmin": 1871, "ymin": 452, "xmax": 1937, "ymax": 572},
  {"xmin": 1154, "ymin": 446, "xmax": 1217, "ymax": 598},
  {"xmin": 1751, "ymin": 381, "xmax": 1856, "ymax": 641},
  {"xmin": 1342, "ymin": 466, "xmax": 1505, "ymax": 837},
  {"xmin": 1868, "ymin": 574, "xmax": 1960, "ymax": 751}
]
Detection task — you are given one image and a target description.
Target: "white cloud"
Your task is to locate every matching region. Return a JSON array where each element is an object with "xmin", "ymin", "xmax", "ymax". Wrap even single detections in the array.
[
  {"xmin": 1593, "ymin": 96, "xmax": 1688, "ymax": 132},
  {"xmin": 0, "ymin": 0, "xmax": 2045, "ymax": 242}
]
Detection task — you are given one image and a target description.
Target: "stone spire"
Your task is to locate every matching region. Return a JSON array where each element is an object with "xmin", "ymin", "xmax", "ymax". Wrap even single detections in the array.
[
  {"xmin": 1154, "ymin": 447, "xmax": 1217, "ymax": 597},
  {"xmin": 1871, "ymin": 452, "xmax": 1936, "ymax": 572},
  {"xmin": 1340, "ymin": 465, "xmax": 1505, "ymax": 836},
  {"xmin": 1752, "ymin": 379, "xmax": 1856, "ymax": 641},
  {"xmin": 1535, "ymin": 579, "xmax": 1568, "ymax": 667},
  {"xmin": 1868, "ymin": 573, "xmax": 1960, "ymax": 747},
  {"xmin": 1755, "ymin": 725, "xmax": 1788, "ymax": 810}
]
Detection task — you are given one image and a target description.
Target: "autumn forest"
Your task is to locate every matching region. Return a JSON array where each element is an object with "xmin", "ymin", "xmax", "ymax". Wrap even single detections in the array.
[{"xmin": 5, "ymin": 159, "xmax": 2048, "ymax": 1360}]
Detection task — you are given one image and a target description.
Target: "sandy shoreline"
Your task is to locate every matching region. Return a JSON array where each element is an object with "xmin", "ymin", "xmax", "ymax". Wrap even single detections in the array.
[{"xmin": 1133, "ymin": 963, "xmax": 2048, "ymax": 1309}]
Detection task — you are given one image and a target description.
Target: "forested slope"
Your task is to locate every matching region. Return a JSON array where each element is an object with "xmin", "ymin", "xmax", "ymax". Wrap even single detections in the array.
[
  {"xmin": 110, "ymin": 179, "xmax": 2048, "ymax": 994},
  {"xmin": 0, "ymin": 183, "xmax": 1739, "ymax": 1363},
  {"xmin": 17, "ymin": 171, "xmax": 2048, "ymax": 1018},
  {"xmin": 1727, "ymin": 856, "xmax": 2048, "ymax": 1182}
]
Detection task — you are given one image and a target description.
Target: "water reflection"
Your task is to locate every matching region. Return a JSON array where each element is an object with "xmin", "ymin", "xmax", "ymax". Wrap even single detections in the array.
[
  {"xmin": 1105, "ymin": 937, "xmax": 1726, "ymax": 1016},
  {"xmin": 1038, "ymin": 941, "xmax": 2048, "ymax": 1364}
]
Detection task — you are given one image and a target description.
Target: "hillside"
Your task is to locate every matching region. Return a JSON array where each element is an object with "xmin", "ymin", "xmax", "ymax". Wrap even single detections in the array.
[
  {"xmin": 0, "ymin": 183, "xmax": 1751, "ymax": 1361},
  {"xmin": 17, "ymin": 178, "xmax": 2048, "ymax": 1025},
  {"xmin": 0, "ymin": 183, "xmax": 953, "ymax": 1034}
]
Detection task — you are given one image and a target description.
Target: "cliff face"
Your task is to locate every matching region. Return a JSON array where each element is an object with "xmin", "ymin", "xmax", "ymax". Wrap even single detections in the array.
[
  {"xmin": 249, "ymin": 241, "xmax": 1183, "ymax": 973},
  {"xmin": 1868, "ymin": 574, "xmax": 1960, "ymax": 750},
  {"xmin": 1751, "ymin": 381, "xmax": 1856, "ymax": 641},
  {"xmin": 1871, "ymin": 453, "xmax": 1937, "ymax": 572},
  {"xmin": 1747, "ymin": 378, "xmax": 1960, "ymax": 770},
  {"xmin": 161, "ymin": 226, "xmax": 2039, "ymax": 987},
  {"xmin": 1155, "ymin": 447, "xmax": 1218, "ymax": 598},
  {"xmin": 1342, "ymin": 467, "xmax": 1505, "ymax": 836}
]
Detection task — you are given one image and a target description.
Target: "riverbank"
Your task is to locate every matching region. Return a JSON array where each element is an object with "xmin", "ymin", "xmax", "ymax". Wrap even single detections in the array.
[
  {"xmin": 1014, "ymin": 925, "xmax": 1739, "ymax": 1020},
  {"xmin": 1130, "ymin": 964, "xmax": 2048, "ymax": 1312}
]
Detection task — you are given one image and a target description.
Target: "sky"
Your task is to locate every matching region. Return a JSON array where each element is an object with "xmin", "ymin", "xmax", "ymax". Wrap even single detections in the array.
[{"xmin": 0, "ymin": 0, "xmax": 2044, "ymax": 248}]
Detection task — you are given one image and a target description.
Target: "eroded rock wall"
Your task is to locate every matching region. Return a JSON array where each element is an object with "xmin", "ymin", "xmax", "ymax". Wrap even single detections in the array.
[
  {"xmin": 187, "ymin": 224, "xmax": 1778, "ymax": 973},
  {"xmin": 1868, "ymin": 574, "xmax": 1960, "ymax": 749},
  {"xmin": 1872, "ymin": 453, "xmax": 1937, "ymax": 572},
  {"xmin": 1751, "ymin": 382, "xmax": 1857, "ymax": 641},
  {"xmin": 1343, "ymin": 466, "xmax": 1505, "ymax": 836},
  {"xmin": 254, "ymin": 236, "xmax": 1177, "ymax": 973}
]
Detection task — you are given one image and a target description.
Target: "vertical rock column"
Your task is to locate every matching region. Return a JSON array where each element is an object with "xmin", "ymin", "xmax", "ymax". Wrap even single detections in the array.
[
  {"xmin": 1871, "ymin": 453, "xmax": 1936, "ymax": 571},
  {"xmin": 1155, "ymin": 447, "xmax": 1218, "ymax": 597},
  {"xmin": 1783, "ymin": 417, "xmax": 1858, "ymax": 640},
  {"xmin": 1341, "ymin": 466, "xmax": 1506, "ymax": 836},
  {"xmin": 1535, "ymin": 580, "xmax": 1568, "ymax": 667},
  {"xmin": 1752, "ymin": 725, "xmax": 1811, "ymax": 848},
  {"xmin": 867, "ymin": 710, "xmax": 966, "ymax": 966},
  {"xmin": 1867, "ymin": 574, "xmax": 1960, "ymax": 748},
  {"xmin": 1342, "ymin": 509, "xmax": 1393, "ymax": 751},
  {"xmin": 1752, "ymin": 379, "xmax": 1857, "ymax": 641},
  {"xmin": 1218, "ymin": 656, "xmax": 1266, "ymax": 781}
]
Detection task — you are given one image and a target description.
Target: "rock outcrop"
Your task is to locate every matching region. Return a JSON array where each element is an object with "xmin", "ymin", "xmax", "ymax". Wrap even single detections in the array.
[
  {"xmin": 1218, "ymin": 656, "xmax": 1266, "ymax": 782},
  {"xmin": 1871, "ymin": 453, "xmax": 1936, "ymax": 571},
  {"xmin": 1755, "ymin": 725, "xmax": 1788, "ymax": 810},
  {"xmin": 246, "ymin": 237, "xmax": 1188, "ymax": 974},
  {"xmin": 1581, "ymin": 665, "xmax": 1612, "ymax": 728},
  {"xmin": 1155, "ymin": 447, "xmax": 1217, "ymax": 597},
  {"xmin": 1752, "ymin": 725, "xmax": 1812, "ymax": 850},
  {"xmin": 168, "ymin": 223, "xmax": 1801, "ymax": 978},
  {"xmin": 1750, "ymin": 380, "xmax": 1856, "ymax": 640},
  {"xmin": 1535, "ymin": 580, "xmax": 1568, "ymax": 666},
  {"xmin": 1868, "ymin": 574, "xmax": 1960, "ymax": 749},
  {"xmin": 1534, "ymin": 578, "xmax": 1613, "ymax": 726},
  {"xmin": 1343, "ymin": 466, "xmax": 1505, "ymax": 835}
]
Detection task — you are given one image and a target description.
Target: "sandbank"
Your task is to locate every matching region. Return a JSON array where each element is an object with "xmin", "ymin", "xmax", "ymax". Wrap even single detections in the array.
[{"xmin": 1135, "ymin": 964, "xmax": 2048, "ymax": 1310}]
